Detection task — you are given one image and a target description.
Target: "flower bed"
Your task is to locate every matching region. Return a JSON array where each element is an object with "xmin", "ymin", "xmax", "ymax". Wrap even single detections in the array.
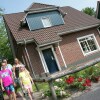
[
  {"xmin": 65, "ymin": 76, "xmax": 91, "ymax": 90},
  {"xmin": 43, "ymin": 63, "xmax": 100, "ymax": 99}
]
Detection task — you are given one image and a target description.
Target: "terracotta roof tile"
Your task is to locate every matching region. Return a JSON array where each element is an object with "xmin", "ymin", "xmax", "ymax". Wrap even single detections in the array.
[{"xmin": 3, "ymin": 4, "xmax": 100, "ymax": 45}]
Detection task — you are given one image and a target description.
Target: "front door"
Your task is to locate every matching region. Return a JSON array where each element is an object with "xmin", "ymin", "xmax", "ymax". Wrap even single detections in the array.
[{"xmin": 42, "ymin": 48, "xmax": 59, "ymax": 74}]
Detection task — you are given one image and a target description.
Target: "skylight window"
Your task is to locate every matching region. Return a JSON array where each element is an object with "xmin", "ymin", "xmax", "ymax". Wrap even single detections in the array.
[
  {"xmin": 41, "ymin": 17, "xmax": 52, "ymax": 28},
  {"xmin": 26, "ymin": 11, "xmax": 64, "ymax": 31}
]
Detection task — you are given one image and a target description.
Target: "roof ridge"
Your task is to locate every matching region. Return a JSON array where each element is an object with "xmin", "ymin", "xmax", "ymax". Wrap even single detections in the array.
[{"xmin": 26, "ymin": 2, "xmax": 56, "ymax": 11}]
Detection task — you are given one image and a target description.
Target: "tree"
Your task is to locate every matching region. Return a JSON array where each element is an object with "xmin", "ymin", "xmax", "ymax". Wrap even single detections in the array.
[
  {"xmin": 0, "ymin": 8, "xmax": 3, "ymax": 16},
  {"xmin": 0, "ymin": 8, "xmax": 13, "ymax": 63},
  {"xmin": 82, "ymin": 7, "xmax": 95, "ymax": 16}
]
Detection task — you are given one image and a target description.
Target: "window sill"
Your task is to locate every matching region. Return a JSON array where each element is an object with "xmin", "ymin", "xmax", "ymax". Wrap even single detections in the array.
[{"xmin": 83, "ymin": 49, "xmax": 100, "ymax": 56}]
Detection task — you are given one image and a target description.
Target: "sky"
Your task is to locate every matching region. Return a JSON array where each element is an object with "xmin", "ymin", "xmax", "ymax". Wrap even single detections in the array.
[{"xmin": 0, "ymin": 0, "xmax": 99, "ymax": 14}]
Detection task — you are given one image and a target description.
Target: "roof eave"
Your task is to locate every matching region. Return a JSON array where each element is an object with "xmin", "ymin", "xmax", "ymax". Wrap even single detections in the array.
[
  {"xmin": 58, "ymin": 24, "xmax": 100, "ymax": 35},
  {"xmin": 25, "ymin": 6, "xmax": 59, "ymax": 14},
  {"xmin": 17, "ymin": 38, "xmax": 34, "ymax": 45},
  {"xmin": 17, "ymin": 38, "xmax": 62, "ymax": 47},
  {"xmin": 38, "ymin": 39, "xmax": 62, "ymax": 47},
  {"xmin": 38, "ymin": 40, "xmax": 62, "ymax": 47}
]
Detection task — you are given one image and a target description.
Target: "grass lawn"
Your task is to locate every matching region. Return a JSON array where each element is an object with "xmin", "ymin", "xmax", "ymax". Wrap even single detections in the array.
[{"xmin": 32, "ymin": 82, "xmax": 49, "ymax": 92}]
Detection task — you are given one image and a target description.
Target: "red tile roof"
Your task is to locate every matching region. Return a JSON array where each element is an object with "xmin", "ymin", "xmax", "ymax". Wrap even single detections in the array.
[{"xmin": 3, "ymin": 3, "xmax": 100, "ymax": 45}]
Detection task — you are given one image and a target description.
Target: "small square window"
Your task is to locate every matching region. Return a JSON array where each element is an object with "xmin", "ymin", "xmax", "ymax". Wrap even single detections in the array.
[
  {"xmin": 41, "ymin": 17, "xmax": 52, "ymax": 28},
  {"xmin": 77, "ymin": 34, "xmax": 100, "ymax": 56}
]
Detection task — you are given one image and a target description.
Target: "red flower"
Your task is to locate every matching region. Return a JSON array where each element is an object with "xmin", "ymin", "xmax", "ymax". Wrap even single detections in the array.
[
  {"xmin": 78, "ymin": 78, "xmax": 83, "ymax": 82},
  {"xmin": 66, "ymin": 80, "xmax": 72, "ymax": 84},
  {"xmin": 87, "ymin": 83, "xmax": 91, "ymax": 86},
  {"xmin": 83, "ymin": 79, "xmax": 91, "ymax": 87},
  {"xmin": 66, "ymin": 76, "xmax": 74, "ymax": 84},
  {"xmin": 85, "ymin": 79, "xmax": 91, "ymax": 83},
  {"xmin": 82, "ymin": 83, "xmax": 87, "ymax": 87}
]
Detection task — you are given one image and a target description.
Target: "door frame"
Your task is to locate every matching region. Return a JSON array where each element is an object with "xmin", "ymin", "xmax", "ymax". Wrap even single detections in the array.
[{"xmin": 37, "ymin": 45, "xmax": 61, "ymax": 73}]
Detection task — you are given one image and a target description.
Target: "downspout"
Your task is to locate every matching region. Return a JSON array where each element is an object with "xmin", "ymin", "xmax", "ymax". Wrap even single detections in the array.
[
  {"xmin": 97, "ymin": 26, "xmax": 100, "ymax": 36},
  {"xmin": 24, "ymin": 39, "xmax": 36, "ymax": 78},
  {"xmin": 58, "ymin": 43, "xmax": 67, "ymax": 68},
  {"xmin": 24, "ymin": 39, "xmax": 39, "ymax": 91}
]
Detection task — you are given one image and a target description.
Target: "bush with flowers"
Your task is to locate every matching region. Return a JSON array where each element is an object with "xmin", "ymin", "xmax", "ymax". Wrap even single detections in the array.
[
  {"xmin": 43, "ymin": 78, "xmax": 71, "ymax": 98},
  {"xmin": 43, "ymin": 63, "xmax": 100, "ymax": 99},
  {"xmin": 65, "ymin": 75, "xmax": 91, "ymax": 90},
  {"xmin": 89, "ymin": 65, "xmax": 100, "ymax": 82},
  {"xmin": 65, "ymin": 64, "xmax": 100, "ymax": 91}
]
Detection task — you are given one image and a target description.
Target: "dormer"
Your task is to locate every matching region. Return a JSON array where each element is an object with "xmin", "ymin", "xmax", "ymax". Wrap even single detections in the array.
[{"xmin": 21, "ymin": 3, "xmax": 65, "ymax": 31}]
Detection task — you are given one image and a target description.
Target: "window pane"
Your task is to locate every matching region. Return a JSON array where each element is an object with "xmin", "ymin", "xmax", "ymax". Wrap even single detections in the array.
[
  {"xmin": 42, "ymin": 17, "xmax": 52, "ymax": 27},
  {"xmin": 79, "ymin": 38, "xmax": 85, "ymax": 42},
  {"xmin": 87, "ymin": 39, "xmax": 97, "ymax": 51},
  {"xmin": 80, "ymin": 41, "xmax": 90, "ymax": 53}
]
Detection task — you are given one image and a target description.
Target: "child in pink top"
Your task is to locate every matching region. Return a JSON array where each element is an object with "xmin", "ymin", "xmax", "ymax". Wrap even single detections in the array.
[{"xmin": 0, "ymin": 62, "xmax": 16, "ymax": 100}]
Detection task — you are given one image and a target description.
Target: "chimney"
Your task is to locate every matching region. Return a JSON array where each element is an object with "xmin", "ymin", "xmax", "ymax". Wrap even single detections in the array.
[{"xmin": 96, "ymin": 1, "xmax": 100, "ymax": 19}]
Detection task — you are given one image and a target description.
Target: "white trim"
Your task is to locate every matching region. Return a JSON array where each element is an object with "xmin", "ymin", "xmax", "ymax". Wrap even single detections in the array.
[
  {"xmin": 58, "ymin": 43, "xmax": 67, "ymax": 68},
  {"xmin": 24, "ymin": 45, "xmax": 36, "ymax": 77},
  {"xmin": 17, "ymin": 38, "xmax": 34, "ymax": 44},
  {"xmin": 37, "ymin": 45, "xmax": 61, "ymax": 73},
  {"xmin": 97, "ymin": 26, "xmax": 100, "ymax": 35},
  {"xmin": 51, "ymin": 46, "xmax": 61, "ymax": 71},
  {"xmin": 59, "ymin": 12, "xmax": 65, "ymax": 25},
  {"xmin": 26, "ymin": 17, "xmax": 32, "ymax": 31},
  {"xmin": 77, "ymin": 34, "xmax": 100, "ymax": 56},
  {"xmin": 37, "ymin": 47, "xmax": 49, "ymax": 73},
  {"xmin": 39, "ymin": 40, "xmax": 62, "ymax": 47}
]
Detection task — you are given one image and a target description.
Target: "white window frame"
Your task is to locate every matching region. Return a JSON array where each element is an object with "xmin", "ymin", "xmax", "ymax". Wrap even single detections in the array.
[
  {"xmin": 41, "ymin": 17, "xmax": 52, "ymax": 28},
  {"xmin": 37, "ymin": 45, "xmax": 61, "ymax": 73},
  {"xmin": 77, "ymin": 34, "xmax": 100, "ymax": 56}
]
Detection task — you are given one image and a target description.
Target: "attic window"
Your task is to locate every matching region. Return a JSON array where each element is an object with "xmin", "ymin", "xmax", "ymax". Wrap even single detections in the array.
[
  {"xmin": 77, "ymin": 34, "xmax": 100, "ymax": 56},
  {"xmin": 41, "ymin": 17, "xmax": 52, "ymax": 28},
  {"xmin": 26, "ymin": 11, "xmax": 64, "ymax": 31}
]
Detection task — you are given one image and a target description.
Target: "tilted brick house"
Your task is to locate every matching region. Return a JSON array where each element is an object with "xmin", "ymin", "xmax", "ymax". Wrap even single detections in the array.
[{"xmin": 3, "ymin": 3, "xmax": 100, "ymax": 77}]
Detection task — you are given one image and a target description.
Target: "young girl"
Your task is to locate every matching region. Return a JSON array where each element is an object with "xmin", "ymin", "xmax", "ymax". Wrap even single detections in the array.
[
  {"xmin": 0, "ymin": 62, "xmax": 16, "ymax": 100},
  {"xmin": 19, "ymin": 64, "xmax": 34, "ymax": 100},
  {"xmin": 13, "ymin": 58, "xmax": 22, "ymax": 97}
]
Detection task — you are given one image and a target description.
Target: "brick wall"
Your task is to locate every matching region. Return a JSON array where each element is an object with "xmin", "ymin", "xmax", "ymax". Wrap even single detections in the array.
[
  {"xmin": 26, "ymin": 43, "xmax": 44, "ymax": 75},
  {"xmin": 56, "ymin": 27, "xmax": 100, "ymax": 66},
  {"xmin": 17, "ymin": 27, "xmax": 100, "ymax": 74},
  {"xmin": 17, "ymin": 43, "xmax": 44, "ymax": 75}
]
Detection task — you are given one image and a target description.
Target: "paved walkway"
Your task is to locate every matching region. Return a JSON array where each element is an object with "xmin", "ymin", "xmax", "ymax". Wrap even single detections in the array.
[
  {"xmin": 72, "ymin": 85, "xmax": 100, "ymax": 100},
  {"xmin": 4, "ymin": 91, "xmax": 43, "ymax": 100}
]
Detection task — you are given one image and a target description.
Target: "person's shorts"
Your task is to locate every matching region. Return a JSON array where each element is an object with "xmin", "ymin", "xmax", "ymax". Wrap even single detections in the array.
[
  {"xmin": 24, "ymin": 83, "xmax": 33, "ymax": 92},
  {"xmin": 4, "ymin": 84, "xmax": 15, "ymax": 95}
]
